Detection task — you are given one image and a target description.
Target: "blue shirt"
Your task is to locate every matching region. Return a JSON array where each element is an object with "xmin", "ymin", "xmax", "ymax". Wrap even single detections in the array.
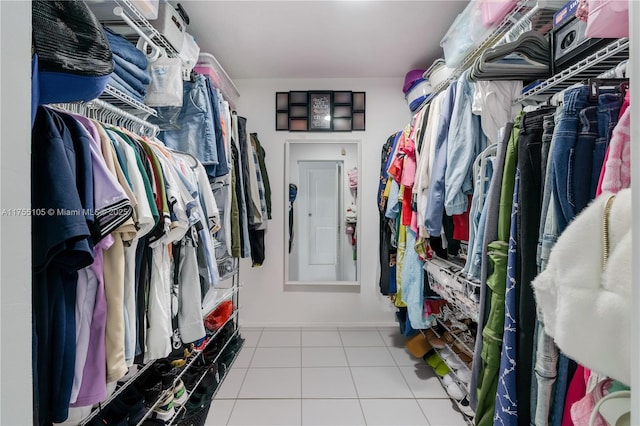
[{"xmin": 32, "ymin": 107, "xmax": 94, "ymax": 425}]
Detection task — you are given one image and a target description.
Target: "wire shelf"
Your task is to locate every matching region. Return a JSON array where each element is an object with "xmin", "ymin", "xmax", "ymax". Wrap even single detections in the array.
[
  {"xmin": 78, "ymin": 361, "xmax": 156, "ymax": 426},
  {"xmin": 113, "ymin": 0, "xmax": 179, "ymax": 57},
  {"xmin": 167, "ymin": 331, "xmax": 243, "ymax": 426},
  {"xmin": 100, "ymin": 85, "xmax": 157, "ymax": 117},
  {"xmin": 415, "ymin": 0, "xmax": 559, "ymax": 113},
  {"xmin": 425, "ymin": 257, "xmax": 480, "ymax": 323},
  {"xmin": 134, "ymin": 311, "xmax": 238, "ymax": 426},
  {"xmin": 514, "ymin": 38, "xmax": 630, "ymax": 103}
]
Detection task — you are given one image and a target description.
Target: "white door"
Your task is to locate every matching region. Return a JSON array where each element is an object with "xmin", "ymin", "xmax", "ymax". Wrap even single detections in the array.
[{"xmin": 298, "ymin": 161, "xmax": 341, "ymax": 281}]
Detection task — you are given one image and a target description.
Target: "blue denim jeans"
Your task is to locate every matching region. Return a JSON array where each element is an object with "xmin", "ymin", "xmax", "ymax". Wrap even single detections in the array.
[
  {"xmin": 574, "ymin": 106, "xmax": 598, "ymax": 214},
  {"xmin": 533, "ymin": 318, "xmax": 559, "ymax": 426},
  {"xmin": 551, "ymin": 353, "xmax": 571, "ymax": 426},
  {"xmin": 552, "ymin": 86, "xmax": 593, "ymax": 234},
  {"xmin": 592, "ymin": 92, "xmax": 623, "ymax": 195},
  {"xmin": 464, "ymin": 152, "xmax": 494, "ymax": 278},
  {"xmin": 158, "ymin": 75, "xmax": 219, "ymax": 166}
]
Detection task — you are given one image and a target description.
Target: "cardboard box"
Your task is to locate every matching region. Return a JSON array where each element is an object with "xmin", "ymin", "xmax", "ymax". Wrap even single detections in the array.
[{"xmin": 553, "ymin": 0, "xmax": 580, "ymax": 28}]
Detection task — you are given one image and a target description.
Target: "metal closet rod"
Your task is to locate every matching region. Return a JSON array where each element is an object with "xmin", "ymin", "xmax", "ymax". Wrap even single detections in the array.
[
  {"xmin": 86, "ymin": 98, "xmax": 159, "ymax": 135},
  {"xmin": 112, "ymin": 5, "xmax": 163, "ymax": 61}
]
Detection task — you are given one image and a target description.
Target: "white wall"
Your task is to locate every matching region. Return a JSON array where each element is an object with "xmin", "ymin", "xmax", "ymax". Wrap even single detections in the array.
[
  {"xmin": 0, "ymin": 1, "xmax": 33, "ymax": 423},
  {"xmin": 235, "ymin": 78, "xmax": 411, "ymax": 327}
]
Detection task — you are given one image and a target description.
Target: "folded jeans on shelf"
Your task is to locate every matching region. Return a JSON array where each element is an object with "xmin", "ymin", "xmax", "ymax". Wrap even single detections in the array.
[
  {"xmin": 107, "ymin": 77, "xmax": 145, "ymax": 103},
  {"xmin": 104, "ymin": 28, "xmax": 149, "ymax": 70},
  {"xmin": 112, "ymin": 62, "xmax": 150, "ymax": 95},
  {"xmin": 110, "ymin": 71, "xmax": 147, "ymax": 98},
  {"xmin": 113, "ymin": 53, "xmax": 152, "ymax": 85}
]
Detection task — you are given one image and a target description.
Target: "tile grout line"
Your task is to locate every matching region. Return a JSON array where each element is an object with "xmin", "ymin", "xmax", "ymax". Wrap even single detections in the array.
[
  {"xmin": 339, "ymin": 328, "xmax": 368, "ymax": 425},
  {"xmin": 377, "ymin": 327, "xmax": 432, "ymax": 425},
  {"xmin": 223, "ymin": 328, "xmax": 263, "ymax": 424}
]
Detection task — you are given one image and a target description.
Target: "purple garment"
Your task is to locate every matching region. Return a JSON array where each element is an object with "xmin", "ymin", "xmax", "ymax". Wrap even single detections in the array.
[
  {"xmin": 70, "ymin": 235, "xmax": 113, "ymax": 407},
  {"xmin": 65, "ymin": 114, "xmax": 131, "ymax": 407}
]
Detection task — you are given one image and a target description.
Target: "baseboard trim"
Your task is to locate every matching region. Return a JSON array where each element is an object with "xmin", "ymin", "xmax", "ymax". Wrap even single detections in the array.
[{"xmin": 239, "ymin": 321, "xmax": 399, "ymax": 328}]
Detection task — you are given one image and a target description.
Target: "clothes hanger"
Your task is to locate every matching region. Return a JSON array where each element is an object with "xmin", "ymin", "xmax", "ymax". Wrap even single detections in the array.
[
  {"xmin": 589, "ymin": 390, "xmax": 631, "ymax": 426},
  {"xmin": 585, "ymin": 78, "xmax": 629, "ymax": 102}
]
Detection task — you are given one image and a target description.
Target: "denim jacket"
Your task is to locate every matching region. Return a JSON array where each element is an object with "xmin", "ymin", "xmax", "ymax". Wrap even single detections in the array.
[{"xmin": 445, "ymin": 70, "xmax": 487, "ymax": 216}]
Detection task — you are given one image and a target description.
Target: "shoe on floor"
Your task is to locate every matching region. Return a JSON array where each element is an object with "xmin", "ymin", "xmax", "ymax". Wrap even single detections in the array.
[
  {"xmin": 442, "ymin": 374, "xmax": 465, "ymax": 400},
  {"xmin": 456, "ymin": 396, "xmax": 475, "ymax": 417},
  {"xmin": 440, "ymin": 347, "xmax": 466, "ymax": 370},
  {"xmin": 406, "ymin": 332, "xmax": 432, "ymax": 358},
  {"xmin": 434, "ymin": 359, "xmax": 451, "ymax": 377},
  {"xmin": 424, "ymin": 352, "xmax": 443, "ymax": 369},
  {"xmin": 455, "ymin": 367, "xmax": 472, "ymax": 384},
  {"xmin": 425, "ymin": 328, "xmax": 446, "ymax": 349}
]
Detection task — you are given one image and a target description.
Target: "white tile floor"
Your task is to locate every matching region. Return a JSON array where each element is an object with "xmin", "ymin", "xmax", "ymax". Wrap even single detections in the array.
[{"xmin": 204, "ymin": 327, "xmax": 467, "ymax": 426}]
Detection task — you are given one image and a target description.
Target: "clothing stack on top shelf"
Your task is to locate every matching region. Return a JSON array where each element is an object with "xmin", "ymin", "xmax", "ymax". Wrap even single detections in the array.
[
  {"xmin": 30, "ymin": 1, "xmax": 271, "ymax": 425},
  {"xmin": 378, "ymin": 0, "xmax": 632, "ymax": 424}
]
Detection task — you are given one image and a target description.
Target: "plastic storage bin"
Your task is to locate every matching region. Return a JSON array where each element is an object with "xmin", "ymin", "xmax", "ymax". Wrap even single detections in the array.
[
  {"xmin": 440, "ymin": 0, "xmax": 492, "ymax": 68},
  {"xmin": 148, "ymin": 1, "xmax": 186, "ymax": 52},
  {"xmin": 479, "ymin": 0, "xmax": 519, "ymax": 28},
  {"xmin": 423, "ymin": 59, "xmax": 454, "ymax": 89}
]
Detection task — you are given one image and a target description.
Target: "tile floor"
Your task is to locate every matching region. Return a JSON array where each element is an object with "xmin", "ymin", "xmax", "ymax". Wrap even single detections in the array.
[{"xmin": 204, "ymin": 327, "xmax": 467, "ymax": 425}]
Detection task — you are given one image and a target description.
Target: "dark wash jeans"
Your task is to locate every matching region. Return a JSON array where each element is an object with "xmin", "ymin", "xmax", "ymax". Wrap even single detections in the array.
[
  {"xmin": 552, "ymin": 86, "xmax": 594, "ymax": 234},
  {"xmin": 516, "ymin": 106, "xmax": 556, "ymax": 426},
  {"xmin": 592, "ymin": 92, "xmax": 623, "ymax": 195}
]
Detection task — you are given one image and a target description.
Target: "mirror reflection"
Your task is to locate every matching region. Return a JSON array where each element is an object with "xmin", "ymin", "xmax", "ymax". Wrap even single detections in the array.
[{"xmin": 286, "ymin": 142, "xmax": 359, "ymax": 284}]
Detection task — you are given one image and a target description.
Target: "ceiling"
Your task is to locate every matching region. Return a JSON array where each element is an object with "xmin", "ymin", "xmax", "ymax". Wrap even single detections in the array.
[{"xmin": 184, "ymin": 1, "xmax": 468, "ymax": 80}]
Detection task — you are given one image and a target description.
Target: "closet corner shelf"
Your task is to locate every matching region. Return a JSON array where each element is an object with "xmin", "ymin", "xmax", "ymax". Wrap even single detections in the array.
[
  {"xmin": 416, "ymin": 0, "xmax": 558, "ymax": 112},
  {"xmin": 100, "ymin": 84, "xmax": 158, "ymax": 117},
  {"xmin": 424, "ymin": 257, "xmax": 480, "ymax": 323},
  {"xmin": 514, "ymin": 37, "xmax": 630, "ymax": 103}
]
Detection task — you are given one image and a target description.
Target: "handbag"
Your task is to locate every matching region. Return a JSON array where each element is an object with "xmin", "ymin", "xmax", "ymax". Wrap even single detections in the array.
[
  {"xmin": 585, "ymin": 0, "xmax": 628, "ymax": 38},
  {"xmin": 32, "ymin": 0, "xmax": 113, "ymax": 104}
]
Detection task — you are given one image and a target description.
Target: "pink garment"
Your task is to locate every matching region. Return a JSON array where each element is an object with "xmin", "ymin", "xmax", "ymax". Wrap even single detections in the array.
[
  {"xmin": 570, "ymin": 378, "xmax": 613, "ymax": 426},
  {"xmin": 599, "ymin": 103, "xmax": 631, "ymax": 195},
  {"xmin": 563, "ymin": 365, "xmax": 588, "ymax": 426},
  {"xmin": 596, "ymin": 91, "xmax": 630, "ymax": 196}
]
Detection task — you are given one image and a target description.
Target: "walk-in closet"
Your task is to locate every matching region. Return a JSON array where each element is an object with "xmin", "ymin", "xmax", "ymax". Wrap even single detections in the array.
[{"xmin": 0, "ymin": 0, "xmax": 637, "ymax": 425}]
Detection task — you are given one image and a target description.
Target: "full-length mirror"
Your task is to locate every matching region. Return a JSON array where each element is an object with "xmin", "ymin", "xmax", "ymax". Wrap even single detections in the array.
[{"xmin": 285, "ymin": 141, "xmax": 360, "ymax": 285}]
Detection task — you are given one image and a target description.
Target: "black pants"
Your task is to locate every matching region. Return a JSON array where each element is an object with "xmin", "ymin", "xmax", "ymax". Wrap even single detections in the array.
[{"xmin": 516, "ymin": 106, "xmax": 555, "ymax": 426}]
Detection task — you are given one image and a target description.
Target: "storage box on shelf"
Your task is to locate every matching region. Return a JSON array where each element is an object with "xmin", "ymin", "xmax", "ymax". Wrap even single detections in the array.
[{"xmin": 195, "ymin": 53, "xmax": 241, "ymax": 111}]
